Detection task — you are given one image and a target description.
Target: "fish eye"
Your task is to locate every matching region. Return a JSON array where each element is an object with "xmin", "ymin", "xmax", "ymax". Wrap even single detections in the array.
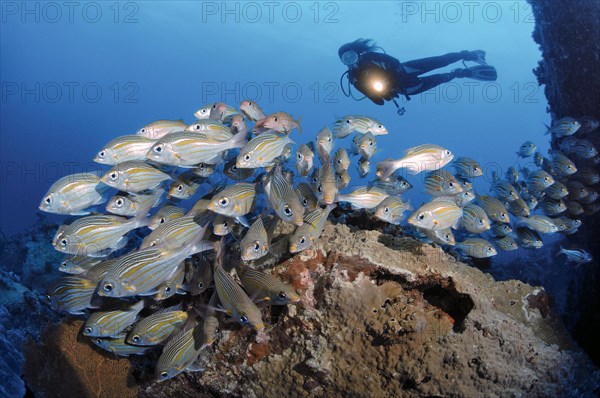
[
  {"xmin": 244, "ymin": 154, "xmax": 251, "ymax": 161},
  {"xmin": 160, "ymin": 371, "xmax": 169, "ymax": 379},
  {"xmin": 284, "ymin": 206, "xmax": 292, "ymax": 216},
  {"xmin": 132, "ymin": 335, "xmax": 140, "ymax": 343},
  {"xmin": 501, "ymin": 213, "xmax": 507, "ymax": 218},
  {"xmin": 299, "ymin": 237, "xmax": 306, "ymax": 244},
  {"xmin": 478, "ymin": 219, "xmax": 484, "ymax": 225},
  {"xmin": 401, "ymin": 182, "xmax": 408, "ymax": 187},
  {"xmin": 96, "ymin": 338, "xmax": 103, "ymax": 345},
  {"xmin": 164, "ymin": 286, "xmax": 171, "ymax": 293},
  {"xmin": 445, "ymin": 150, "xmax": 451, "ymax": 155},
  {"xmin": 377, "ymin": 124, "xmax": 383, "ymax": 129},
  {"xmin": 110, "ymin": 172, "xmax": 118, "ymax": 180},
  {"xmin": 383, "ymin": 206, "xmax": 389, "ymax": 214},
  {"xmin": 273, "ymin": 117, "xmax": 278, "ymax": 122},
  {"xmin": 44, "ymin": 196, "xmax": 52, "ymax": 204},
  {"xmin": 159, "ymin": 217, "xmax": 165, "ymax": 224},
  {"xmin": 84, "ymin": 327, "xmax": 93, "ymax": 334},
  {"xmin": 449, "ymin": 182, "xmax": 454, "ymax": 188},
  {"xmin": 116, "ymin": 198, "xmax": 124, "ymax": 207},
  {"xmin": 445, "ymin": 234, "xmax": 450, "ymax": 240},
  {"xmin": 99, "ymin": 150, "xmax": 105, "ymax": 158},
  {"xmin": 248, "ymin": 102, "xmax": 252, "ymax": 105},
  {"xmin": 369, "ymin": 141, "xmax": 373, "ymax": 147},
  {"xmin": 177, "ymin": 185, "xmax": 184, "ymax": 192},
  {"xmin": 278, "ymin": 292, "xmax": 287, "ymax": 300},
  {"xmin": 195, "ymin": 124, "xmax": 201, "ymax": 130},
  {"xmin": 154, "ymin": 145, "xmax": 163, "ymax": 153},
  {"xmin": 302, "ymin": 198, "xmax": 308, "ymax": 206},
  {"xmin": 60, "ymin": 261, "xmax": 67, "ymax": 268},
  {"xmin": 240, "ymin": 315, "xmax": 249, "ymax": 324},
  {"xmin": 417, "ymin": 213, "xmax": 425, "ymax": 221},
  {"xmin": 345, "ymin": 119, "xmax": 351, "ymax": 124},
  {"xmin": 103, "ymin": 283, "xmax": 113, "ymax": 292},
  {"xmin": 60, "ymin": 239, "xmax": 67, "ymax": 247},
  {"xmin": 222, "ymin": 221, "xmax": 228, "ymax": 228},
  {"xmin": 253, "ymin": 241, "xmax": 260, "ymax": 252},
  {"xmin": 219, "ymin": 198, "xmax": 229, "ymax": 207},
  {"xmin": 297, "ymin": 153, "xmax": 302, "ymax": 160}
]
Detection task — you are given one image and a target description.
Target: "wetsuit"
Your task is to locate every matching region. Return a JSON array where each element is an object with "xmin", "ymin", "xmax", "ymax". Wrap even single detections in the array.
[{"xmin": 348, "ymin": 51, "xmax": 474, "ymax": 105}]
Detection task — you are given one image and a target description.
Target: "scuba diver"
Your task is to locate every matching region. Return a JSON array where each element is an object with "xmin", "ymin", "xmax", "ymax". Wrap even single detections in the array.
[{"xmin": 338, "ymin": 39, "xmax": 498, "ymax": 115}]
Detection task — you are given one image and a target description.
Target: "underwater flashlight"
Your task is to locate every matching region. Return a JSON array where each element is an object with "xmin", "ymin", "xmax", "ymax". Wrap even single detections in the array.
[{"xmin": 372, "ymin": 80, "xmax": 385, "ymax": 92}]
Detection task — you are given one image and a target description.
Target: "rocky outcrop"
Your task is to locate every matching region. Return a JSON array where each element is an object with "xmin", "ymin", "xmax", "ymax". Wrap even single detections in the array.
[{"xmin": 131, "ymin": 223, "xmax": 598, "ymax": 397}]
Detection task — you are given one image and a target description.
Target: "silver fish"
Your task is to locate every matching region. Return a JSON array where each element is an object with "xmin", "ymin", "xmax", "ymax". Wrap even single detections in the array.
[
  {"xmin": 452, "ymin": 157, "xmax": 483, "ymax": 178},
  {"xmin": 94, "ymin": 135, "xmax": 157, "ymax": 165},
  {"xmin": 407, "ymin": 199, "xmax": 463, "ymax": 231},
  {"xmin": 545, "ymin": 181, "xmax": 569, "ymax": 200},
  {"xmin": 358, "ymin": 157, "xmax": 370, "ymax": 178},
  {"xmin": 316, "ymin": 127, "xmax": 333, "ymax": 164},
  {"xmin": 136, "ymin": 119, "xmax": 186, "ymax": 139},
  {"xmin": 237, "ymin": 133, "xmax": 294, "ymax": 168},
  {"xmin": 494, "ymin": 236, "xmax": 519, "ymax": 251},
  {"xmin": 424, "ymin": 170, "xmax": 463, "ymax": 197},
  {"xmin": 263, "ymin": 167, "xmax": 304, "ymax": 226},
  {"xmin": 371, "ymin": 175, "xmax": 412, "ymax": 195},
  {"xmin": 191, "ymin": 162, "xmax": 215, "ymax": 178},
  {"xmin": 333, "ymin": 147, "xmax": 350, "ymax": 174},
  {"xmin": 207, "ymin": 182, "xmax": 256, "ymax": 219},
  {"xmin": 316, "ymin": 163, "xmax": 337, "ymax": 205},
  {"xmin": 333, "ymin": 115, "xmax": 388, "ymax": 138},
  {"xmin": 223, "ymin": 158, "xmax": 256, "ymax": 181},
  {"xmin": 374, "ymin": 196, "xmax": 412, "ymax": 225},
  {"xmin": 107, "ymin": 189, "xmax": 163, "ymax": 217},
  {"xmin": 516, "ymin": 141, "xmax": 536, "ymax": 158},
  {"xmin": 476, "ymin": 195, "xmax": 510, "ymax": 223},
  {"xmin": 336, "ymin": 170, "xmax": 351, "ymax": 190},
  {"xmin": 296, "ymin": 143, "xmax": 314, "ymax": 177},
  {"xmin": 127, "ymin": 309, "xmax": 188, "ymax": 346},
  {"xmin": 240, "ymin": 100, "xmax": 266, "ymax": 122},
  {"xmin": 46, "ymin": 276, "xmax": 98, "ymax": 315},
  {"xmin": 461, "ymin": 204, "xmax": 491, "ymax": 234},
  {"xmin": 148, "ymin": 205, "xmax": 185, "ymax": 230},
  {"xmin": 558, "ymin": 246, "xmax": 592, "ymax": 264},
  {"xmin": 491, "ymin": 223, "xmax": 512, "ymax": 237},
  {"xmin": 526, "ymin": 170, "xmax": 555, "ymax": 192},
  {"xmin": 83, "ymin": 300, "xmax": 145, "ymax": 338},
  {"xmin": 91, "ymin": 334, "xmax": 149, "ymax": 357},
  {"xmin": 336, "ymin": 186, "xmax": 389, "ymax": 210},
  {"xmin": 456, "ymin": 238, "xmax": 497, "ymax": 258},
  {"xmin": 517, "ymin": 215, "xmax": 559, "ymax": 234},
  {"xmin": 545, "ymin": 117, "xmax": 581, "ymax": 137},
  {"xmin": 358, "ymin": 132, "xmax": 377, "ymax": 160},
  {"xmin": 155, "ymin": 320, "xmax": 205, "ymax": 381},
  {"xmin": 491, "ymin": 181, "xmax": 519, "ymax": 202},
  {"xmin": 376, "ymin": 144, "xmax": 454, "ymax": 180},
  {"xmin": 100, "ymin": 161, "xmax": 171, "ymax": 193},
  {"xmin": 507, "ymin": 197, "xmax": 530, "ymax": 217},
  {"xmin": 289, "ymin": 204, "xmax": 336, "ymax": 253},
  {"xmin": 296, "ymin": 183, "xmax": 319, "ymax": 213},
  {"xmin": 39, "ymin": 173, "xmax": 109, "ymax": 216},
  {"xmin": 262, "ymin": 112, "xmax": 302, "ymax": 134},
  {"xmin": 168, "ymin": 172, "xmax": 204, "ymax": 200},
  {"xmin": 240, "ymin": 217, "xmax": 270, "ymax": 261},
  {"xmin": 515, "ymin": 227, "xmax": 543, "ymax": 249},
  {"xmin": 540, "ymin": 198, "xmax": 567, "ymax": 216},
  {"xmin": 141, "ymin": 216, "xmax": 206, "ymax": 250},
  {"xmin": 238, "ymin": 267, "xmax": 300, "ymax": 305},
  {"xmin": 420, "ymin": 227, "xmax": 456, "ymax": 246},
  {"xmin": 58, "ymin": 255, "xmax": 102, "ymax": 275}
]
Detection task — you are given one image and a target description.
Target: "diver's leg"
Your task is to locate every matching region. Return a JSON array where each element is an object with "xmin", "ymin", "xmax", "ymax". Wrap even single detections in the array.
[
  {"xmin": 402, "ymin": 51, "xmax": 481, "ymax": 75},
  {"xmin": 403, "ymin": 74, "xmax": 454, "ymax": 95}
]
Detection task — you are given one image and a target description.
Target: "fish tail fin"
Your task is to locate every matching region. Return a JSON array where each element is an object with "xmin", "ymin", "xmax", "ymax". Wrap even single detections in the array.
[
  {"xmin": 228, "ymin": 130, "xmax": 249, "ymax": 149},
  {"xmin": 558, "ymin": 245, "xmax": 565, "ymax": 255},
  {"xmin": 296, "ymin": 116, "xmax": 302, "ymax": 134},
  {"xmin": 406, "ymin": 199, "xmax": 413, "ymax": 212}
]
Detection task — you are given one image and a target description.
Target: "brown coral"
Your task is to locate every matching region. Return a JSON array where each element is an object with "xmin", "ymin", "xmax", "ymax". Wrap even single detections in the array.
[{"xmin": 24, "ymin": 320, "xmax": 138, "ymax": 398}]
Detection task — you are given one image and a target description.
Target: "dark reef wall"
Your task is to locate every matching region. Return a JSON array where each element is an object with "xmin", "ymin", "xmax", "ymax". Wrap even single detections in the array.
[{"xmin": 528, "ymin": 0, "xmax": 600, "ymax": 364}]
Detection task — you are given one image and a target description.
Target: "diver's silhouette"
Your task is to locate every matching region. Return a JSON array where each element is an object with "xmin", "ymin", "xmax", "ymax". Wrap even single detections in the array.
[{"xmin": 339, "ymin": 39, "xmax": 497, "ymax": 114}]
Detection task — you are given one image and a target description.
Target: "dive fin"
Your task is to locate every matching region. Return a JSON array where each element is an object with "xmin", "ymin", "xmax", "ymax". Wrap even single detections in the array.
[{"xmin": 467, "ymin": 65, "xmax": 497, "ymax": 81}]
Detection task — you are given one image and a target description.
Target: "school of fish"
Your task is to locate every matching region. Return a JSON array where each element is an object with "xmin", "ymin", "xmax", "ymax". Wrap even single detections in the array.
[{"xmin": 41, "ymin": 104, "xmax": 597, "ymax": 380}]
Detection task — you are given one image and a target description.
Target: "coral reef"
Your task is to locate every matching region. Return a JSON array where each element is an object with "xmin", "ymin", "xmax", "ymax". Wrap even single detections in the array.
[
  {"xmin": 24, "ymin": 320, "xmax": 139, "ymax": 398},
  {"xmin": 130, "ymin": 223, "xmax": 598, "ymax": 397}
]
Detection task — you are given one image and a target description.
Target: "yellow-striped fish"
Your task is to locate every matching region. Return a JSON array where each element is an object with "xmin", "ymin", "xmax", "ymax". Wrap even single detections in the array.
[
  {"xmin": 53, "ymin": 211, "xmax": 148, "ymax": 257},
  {"xmin": 491, "ymin": 181, "xmax": 519, "ymax": 202},
  {"xmin": 316, "ymin": 127, "xmax": 333, "ymax": 164},
  {"xmin": 136, "ymin": 119, "xmax": 186, "ymax": 139},
  {"xmin": 551, "ymin": 150, "xmax": 577, "ymax": 176},
  {"xmin": 83, "ymin": 300, "xmax": 145, "ymax": 338},
  {"xmin": 207, "ymin": 182, "xmax": 255, "ymax": 219},
  {"xmin": 127, "ymin": 309, "xmax": 188, "ymax": 346},
  {"xmin": 237, "ymin": 133, "xmax": 294, "ymax": 168},
  {"xmin": 100, "ymin": 161, "xmax": 171, "ymax": 193},
  {"xmin": 566, "ymin": 180, "xmax": 589, "ymax": 200},
  {"xmin": 333, "ymin": 115, "xmax": 388, "ymax": 138},
  {"xmin": 155, "ymin": 320, "xmax": 205, "ymax": 381},
  {"xmin": 376, "ymin": 144, "xmax": 454, "ymax": 180},
  {"xmin": 99, "ymin": 232, "xmax": 214, "ymax": 297},
  {"xmin": 39, "ymin": 173, "xmax": 109, "ymax": 216},
  {"xmin": 476, "ymin": 195, "xmax": 511, "ymax": 223},
  {"xmin": 84, "ymin": 258, "xmax": 119, "ymax": 282},
  {"xmin": 407, "ymin": 199, "xmax": 463, "ymax": 231},
  {"xmin": 213, "ymin": 214, "xmax": 237, "ymax": 236},
  {"xmin": 494, "ymin": 236, "xmax": 518, "ymax": 251},
  {"xmin": 238, "ymin": 267, "xmax": 300, "ymax": 305},
  {"xmin": 58, "ymin": 255, "xmax": 102, "ymax": 275},
  {"xmin": 515, "ymin": 227, "xmax": 543, "ymax": 249},
  {"xmin": 91, "ymin": 334, "xmax": 149, "ymax": 357},
  {"xmin": 94, "ymin": 135, "xmax": 157, "ymax": 165},
  {"xmin": 335, "ymin": 169, "xmax": 351, "ymax": 190},
  {"xmin": 185, "ymin": 256, "xmax": 213, "ymax": 295},
  {"xmin": 46, "ymin": 276, "xmax": 98, "ymax": 315},
  {"xmin": 456, "ymin": 238, "xmax": 497, "ymax": 258},
  {"xmin": 213, "ymin": 243, "xmax": 264, "ymax": 330},
  {"xmin": 148, "ymin": 205, "xmax": 185, "ymax": 230},
  {"xmin": 517, "ymin": 215, "xmax": 559, "ymax": 234},
  {"xmin": 289, "ymin": 204, "xmax": 336, "ymax": 253},
  {"xmin": 358, "ymin": 132, "xmax": 377, "ymax": 160},
  {"xmin": 374, "ymin": 196, "xmax": 412, "ymax": 225},
  {"xmin": 526, "ymin": 170, "xmax": 555, "ymax": 192},
  {"xmin": 209, "ymin": 102, "xmax": 241, "ymax": 123},
  {"xmin": 296, "ymin": 183, "xmax": 319, "ymax": 213},
  {"xmin": 507, "ymin": 197, "xmax": 531, "ymax": 217},
  {"xmin": 223, "ymin": 158, "xmax": 255, "ymax": 181},
  {"xmin": 452, "ymin": 157, "xmax": 483, "ymax": 178},
  {"xmin": 147, "ymin": 131, "xmax": 247, "ymax": 167},
  {"xmin": 168, "ymin": 172, "xmax": 205, "ymax": 200},
  {"xmin": 141, "ymin": 216, "xmax": 206, "ymax": 250},
  {"xmin": 545, "ymin": 117, "xmax": 580, "ymax": 137},
  {"xmin": 296, "ymin": 143, "xmax": 314, "ymax": 177},
  {"xmin": 184, "ymin": 119, "xmax": 233, "ymax": 140},
  {"xmin": 264, "ymin": 167, "xmax": 304, "ymax": 226},
  {"xmin": 333, "ymin": 147, "xmax": 350, "ymax": 174},
  {"xmin": 336, "ymin": 186, "xmax": 389, "ymax": 209},
  {"xmin": 461, "ymin": 203, "xmax": 491, "ymax": 234},
  {"xmin": 106, "ymin": 189, "xmax": 164, "ymax": 216},
  {"xmin": 154, "ymin": 262, "xmax": 186, "ymax": 301},
  {"xmin": 191, "ymin": 162, "xmax": 215, "ymax": 178},
  {"xmin": 358, "ymin": 157, "xmax": 370, "ymax": 178},
  {"xmin": 315, "ymin": 163, "xmax": 337, "ymax": 205},
  {"xmin": 420, "ymin": 227, "xmax": 455, "ymax": 246},
  {"xmin": 424, "ymin": 170, "xmax": 463, "ymax": 197}
]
